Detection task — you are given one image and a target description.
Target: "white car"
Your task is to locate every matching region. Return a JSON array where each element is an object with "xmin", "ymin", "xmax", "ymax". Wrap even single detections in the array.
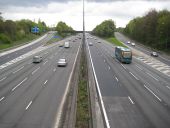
[
  {"xmin": 57, "ymin": 58, "xmax": 67, "ymax": 67},
  {"xmin": 131, "ymin": 43, "xmax": 135, "ymax": 46},
  {"xmin": 89, "ymin": 42, "xmax": 93, "ymax": 46},
  {"xmin": 151, "ymin": 52, "xmax": 158, "ymax": 57},
  {"xmin": 127, "ymin": 41, "xmax": 131, "ymax": 44},
  {"xmin": 33, "ymin": 56, "xmax": 42, "ymax": 63}
]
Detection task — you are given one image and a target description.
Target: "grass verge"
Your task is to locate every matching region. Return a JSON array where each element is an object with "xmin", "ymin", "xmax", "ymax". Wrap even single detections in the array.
[
  {"xmin": 106, "ymin": 37, "xmax": 127, "ymax": 47},
  {"xmin": 0, "ymin": 34, "xmax": 41, "ymax": 51},
  {"xmin": 45, "ymin": 35, "xmax": 62, "ymax": 45},
  {"xmin": 76, "ymin": 46, "xmax": 90, "ymax": 128}
]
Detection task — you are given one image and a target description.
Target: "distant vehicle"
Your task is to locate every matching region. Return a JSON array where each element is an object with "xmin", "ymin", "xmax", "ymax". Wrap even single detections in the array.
[
  {"xmin": 59, "ymin": 44, "xmax": 63, "ymax": 47},
  {"xmin": 57, "ymin": 58, "xmax": 67, "ymax": 67},
  {"xmin": 115, "ymin": 46, "xmax": 132, "ymax": 64},
  {"xmin": 33, "ymin": 56, "xmax": 42, "ymax": 63},
  {"xmin": 127, "ymin": 41, "xmax": 131, "ymax": 44},
  {"xmin": 131, "ymin": 43, "xmax": 135, "ymax": 46},
  {"xmin": 64, "ymin": 42, "xmax": 70, "ymax": 48},
  {"xmin": 151, "ymin": 52, "xmax": 158, "ymax": 57},
  {"xmin": 89, "ymin": 42, "xmax": 93, "ymax": 46},
  {"xmin": 97, "ymin": 41, "xmax": 101, "ymax": 43}
]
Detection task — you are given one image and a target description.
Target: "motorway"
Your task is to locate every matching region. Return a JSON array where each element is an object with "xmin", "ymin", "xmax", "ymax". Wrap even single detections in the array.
[
  {"xmin": 86, "ymin": 34, "xmax": 170, "ymax": 128},
  {"xmin": 0, "ymin": 34, "xmax": 81, "ymax": 128},
  {"xmin": 0, "ymin": 32, "xmax": 55, "ymax": 65}
]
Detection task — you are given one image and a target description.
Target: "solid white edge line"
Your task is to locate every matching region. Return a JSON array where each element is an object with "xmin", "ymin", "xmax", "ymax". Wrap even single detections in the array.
[
  {"xmin": 87, "ymin": 40, "xmax": 111, "ymax": 128},
  {"xmin": 129, "ymin": 72, "xmax": 139, "ymax": 80},
  {"xmin": 53, "ymin": 43, "xmax": 81, "ymax": 128},
  {"xmin": 144, "ymin": 84, "xmax": 162, "ymax": 102},
  {"xmin": 13, "ymin": 66, "xmax": 24, "ymax": 74},
  {"xmin": 32, "ymin": 67, "xmax": 40, "ymax": 75},
  {"xmin": 12, "ymin": 77, "xmax": 27, "ymax": 91},
  {"xmin": 121, "ymin": 64, "xmax": 126, "ymax": 69},
  {"xmin": 128, "ymin": 96, "xmax": 135, "ymax": 104},
  {"xmin": 25, "ymin": 101, "xmax": 32, "ymax": 110},
  {"xmin": 0, "ymin": 77, "xmax": 7, "ymax": 82},
  {"xmin": 0, "ymin": 97, "xmax": 5, "ymax": 102}
]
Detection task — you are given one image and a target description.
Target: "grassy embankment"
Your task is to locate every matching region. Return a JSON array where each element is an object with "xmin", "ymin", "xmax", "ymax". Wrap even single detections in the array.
[
  {"xmin": 106, "ymin": 37, "xmax": 127, "ymax": 47},
  {"xmin": 45, "ymin": 35, "xmax": 61, "ymax": 45},
  {"xmin": 0, "ymin": 34, "xmax": 41, "ymax": 50}
]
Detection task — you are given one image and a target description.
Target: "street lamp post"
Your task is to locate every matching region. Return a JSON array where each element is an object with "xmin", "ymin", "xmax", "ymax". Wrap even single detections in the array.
[{"xmin": 83, "ymin": 0, "xmax": 85, "ymax": 44}]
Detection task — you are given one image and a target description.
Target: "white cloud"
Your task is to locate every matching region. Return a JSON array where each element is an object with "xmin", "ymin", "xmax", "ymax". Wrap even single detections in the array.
[{"xmin": 1, "ymin": 1, "xmax": 170, "ymax": 31}]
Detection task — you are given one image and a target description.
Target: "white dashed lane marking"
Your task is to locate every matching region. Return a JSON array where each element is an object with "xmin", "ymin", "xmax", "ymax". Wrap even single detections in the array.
[
  {"xmin": 25, "ymin": 101, "xmax": 32, "ymax": 110},
  {"xmin": 0, "ymin": 97, "xmax": 5, "ymax": 102},
  {"xmin": 12, "ymin": 77, "xmax": 27, "ymax": 91},
  {"xmin": 13, "ymin": 66, "xmax": 24, "ymax": 74}
]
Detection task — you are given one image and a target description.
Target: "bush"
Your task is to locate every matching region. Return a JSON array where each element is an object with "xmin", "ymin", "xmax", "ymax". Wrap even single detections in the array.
[{"xmin": 0, "ymin": 33, "xmax": 12, "ymax": 44}]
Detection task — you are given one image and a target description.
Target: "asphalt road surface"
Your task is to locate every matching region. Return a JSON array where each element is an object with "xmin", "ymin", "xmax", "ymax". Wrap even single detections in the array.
[
  {"xmin": 86, "ymin": 33, "xmax": 170, "ymax": 128},
  {"xmin": 0, "ymin": 34, "xmax": 81, "ymax": 128},
  {"xmin": 0, "ymin": 32, "xmax": 55, "ymax": 65}
]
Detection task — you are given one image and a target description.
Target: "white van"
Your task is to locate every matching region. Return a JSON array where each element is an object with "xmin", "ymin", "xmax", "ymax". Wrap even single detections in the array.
[{"xmin": 64, "ymin": 42, "xmax": 70, "ymax": 48}]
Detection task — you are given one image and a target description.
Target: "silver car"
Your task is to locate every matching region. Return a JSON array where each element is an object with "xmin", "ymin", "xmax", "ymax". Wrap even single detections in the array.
[
  {"xmin": 57, "ymin": 58, "xmax": 67, "ymax": 67},
  {"xmin": 33, "ymin": 56, "xmax": 42, "ymax": 63}
]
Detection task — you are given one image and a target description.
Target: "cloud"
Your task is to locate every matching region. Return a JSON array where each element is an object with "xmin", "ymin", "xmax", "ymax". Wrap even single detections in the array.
[
  {"xmin": 1, "ymin": 0, "xmax": 170, "ymax": 31},
  {"xmin": 0, "ymin": 0, "xmax": 168, "ymax": 7}
]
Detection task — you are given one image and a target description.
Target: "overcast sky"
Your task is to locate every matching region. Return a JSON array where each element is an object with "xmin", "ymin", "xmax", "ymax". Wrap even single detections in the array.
[{"xmin": 0, "ymin": 0, "xmax": 170, "ymax": 31}]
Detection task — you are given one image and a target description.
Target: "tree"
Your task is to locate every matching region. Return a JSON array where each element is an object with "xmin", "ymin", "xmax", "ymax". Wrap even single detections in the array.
[
  {"xmin": 92, "ymin": 19, "xmax": 116, "ymax": 37},
  {"xmin": 56, "ymin": 21, "xmax": 74, "ymax": 37}
]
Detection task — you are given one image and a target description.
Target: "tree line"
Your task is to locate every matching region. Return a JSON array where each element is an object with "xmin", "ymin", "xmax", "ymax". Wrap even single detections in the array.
[
  {"xmin": 0, "ymin": 13, "xmax": 48, "ymax": 45},
  {"xmin": 124, "ymin": 9, "xmax": 170, "ymax": 51}
]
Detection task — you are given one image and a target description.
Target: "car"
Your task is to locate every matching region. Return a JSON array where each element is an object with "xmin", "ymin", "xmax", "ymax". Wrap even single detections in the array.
[
  {"xmin": 57, "ymin": 58, "xmax": 67, "ymax": 67},
  {"xmin": 131, "ymin": 43, "xmax": 135, "ymax": 46},
  {"xmin": 97, "ymin": 41, "xmax": 101, "ymax": 43},
  {"xmin": 127, "ymin": 41, "xmax": 131, "ymax": 44},
  {"xmin": 33, "ymin": 56, "xmax": 42, "ymax": 63},
  {"xmin": 151, "ymin": 52, "xmax": 158, "ymax": 57},
  {"xmin": 89, "ymin": 42, "xmax": 93, "ymax": 46}
]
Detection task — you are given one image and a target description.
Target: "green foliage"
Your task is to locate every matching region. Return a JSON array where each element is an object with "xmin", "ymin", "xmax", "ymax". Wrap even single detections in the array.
[
  {"xmin": 0, "ymin": 33, "xmax": 12, "ymax": 44},
  {"xmin": 92, "ymin": 19, "xmax": 116, "ymax": 37},
  {"xmin": 56, "ymin": 21, "xmax": 74, "ymax": 37},
  {"xmin": 106, "ymin": 37, "xmax": 127, "ymax": 47},
  {"xmin": 124, "ymin": 9, "xmax": 170, "ymax": 51}
]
